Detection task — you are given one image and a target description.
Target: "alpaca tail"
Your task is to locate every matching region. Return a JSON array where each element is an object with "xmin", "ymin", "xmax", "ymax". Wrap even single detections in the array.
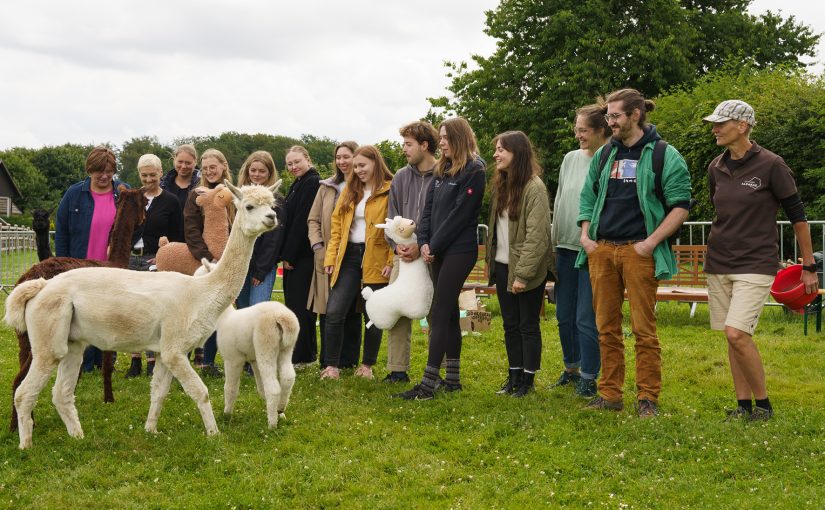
[
  {"xmin": 3, "ymin": 278, "xmax": 48, "ymax": 332},
  {"xmin": 279, "ymin": 309, "xmax": 300, "ymax": 352}
]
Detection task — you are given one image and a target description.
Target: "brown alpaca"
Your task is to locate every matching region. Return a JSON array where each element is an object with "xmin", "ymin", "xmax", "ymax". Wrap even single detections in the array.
[
  {"xmin": 31, "ymin": 208, "xmax": 54, "ymax": 262},
  {"xmin": 10, "ymin": 186, "xmax": 147, "ymax": 432},
  {"xmin": 156, "ymin": 185, "xmax": 232, "ymax": 275}
]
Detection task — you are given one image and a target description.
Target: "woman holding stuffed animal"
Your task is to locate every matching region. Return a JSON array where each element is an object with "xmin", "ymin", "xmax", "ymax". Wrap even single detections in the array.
[
  {"xmin": 394, "ymin": 117, "xmax": 486, "ymax": 400},
  {"xmin": 320, "ymin": 145, "xmax": 394, "ymax": 380},
  {"xmin": 184, "ymin": 148, "xmax": 234, "ymax": 377},
  {"xmin": 308, "ymin": 141, "xmax": 364, "ymax": 370},
  {"xmin": 485, "ymin": 131, "xmax": 553, "ymax": 397}
]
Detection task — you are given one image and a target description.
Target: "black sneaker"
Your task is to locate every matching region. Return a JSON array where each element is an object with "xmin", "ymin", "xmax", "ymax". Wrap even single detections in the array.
[
  {"xmin": 574, "ymin": 378, "xmax": 598, "ymax": 398},
  {"xmin": 439, "ymin": 381, "xmax": 462, "ymax": 393},
  {"xmin": 724, "ymin": 406, "xmax": 751, "ymax": 421},
  {"xmin": 636, "ymin": 399, "xmax": 659, "ymax": 418},
  {"xmin": 748, "ymin": 406, "xmax": 773, "ymax": 422},
  {"xmin": 496, "ymin": 369, "xmax": 522, "ymax": 395},
  {"xmin": 551, "ymin": 370, "xmax": 580, "ymax": 388},
  {"xmin": 200, "ymin": 364, "xmax": 224, "ymax": 378},
  {"xmin": 125, "ymin": 358, "xmax": 142, "ymax": 379},
  {"xmin": 392, "ymin": 384, "xmax": 434, "ymax": 401},
  {"xmin": 383, "ymin": 371, "xmax": 410, "ymax": 383}
]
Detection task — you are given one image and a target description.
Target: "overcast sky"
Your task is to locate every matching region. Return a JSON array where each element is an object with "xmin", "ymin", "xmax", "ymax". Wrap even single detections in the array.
[{"xmin": 0, "ymin": 0, "xmax": 821, "ymax": 152}]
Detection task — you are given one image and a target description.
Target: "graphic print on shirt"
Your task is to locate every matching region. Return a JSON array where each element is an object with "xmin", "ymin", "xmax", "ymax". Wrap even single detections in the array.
[
  {"xmin": 741, "ymin": 177, "xmax": 761, "ymax": 190},
  {"xmin": 610, "ymin": 159, "xmax": 637, "ymax": 181}
]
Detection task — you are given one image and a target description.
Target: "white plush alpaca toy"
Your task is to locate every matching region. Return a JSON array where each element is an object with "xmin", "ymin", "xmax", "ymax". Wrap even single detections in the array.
[{"xmin": 361, "ymin": 216, "xmax": 433, "ymax": 330}]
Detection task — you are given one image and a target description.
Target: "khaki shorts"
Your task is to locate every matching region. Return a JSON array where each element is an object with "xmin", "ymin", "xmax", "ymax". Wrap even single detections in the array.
[{"xmin": 707, "ymin": 273, "xmax": 775, "ymax": 335}]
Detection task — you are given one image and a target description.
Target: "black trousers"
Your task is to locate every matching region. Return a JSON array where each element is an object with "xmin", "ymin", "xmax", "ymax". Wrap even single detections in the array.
[
  {"xmin": 324, "ymin": 243, "xmax": 384, "ymax": 367},
  {"xmin": 426, "ymin": 250, "xmax": 477, "ymax": 367},
  {"xmin": 284, "ymin": 254, "xmax": 318, "ymax": 363},
  {"xmin": 319, "ymin": 307, "xmax": 362, "ymax": 369},
  {"xmin": 494, "ymin": 262, "xmax": 545, "ymax": 372}
]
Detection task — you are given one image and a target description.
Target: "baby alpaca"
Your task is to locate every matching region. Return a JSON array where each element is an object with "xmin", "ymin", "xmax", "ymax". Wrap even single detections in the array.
[
  {"xmin": 197, "ymin": 260, "xmax": 299, "ymax": 428},
  {"xmin": 361, "ymin": 216, "xmax": 433, "ymax": 329}
]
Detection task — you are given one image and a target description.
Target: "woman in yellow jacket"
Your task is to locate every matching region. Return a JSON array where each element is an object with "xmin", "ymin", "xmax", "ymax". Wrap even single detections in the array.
[{"xmin": 321, "ymin": 145, "xmax": 394, "ymax": 380}]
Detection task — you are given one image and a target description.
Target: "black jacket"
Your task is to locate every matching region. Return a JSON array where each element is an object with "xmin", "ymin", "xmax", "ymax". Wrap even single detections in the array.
[
  {"xmin": 281, "ymin": 168, "xmax": 320, "ymax": 264},
  {"xmin": 131, "ymin": 189, "xmax": 184, "ymax": 254},
  {"xmin": 419, "ymin": 158, "xmax": 486, "ymax": 256},
  {"xmin": 247, "ymin": 195, "xmax": 287, "ymax": 281},
  {"xmin": 160, "ymin": 168, "xmax": 201, "ymax": 214}
]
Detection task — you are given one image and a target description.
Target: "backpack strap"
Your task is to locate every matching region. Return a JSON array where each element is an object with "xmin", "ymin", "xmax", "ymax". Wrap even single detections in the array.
[{"xmin": 592, "ymin": 143, "xmax": 613, "ymax": 195}]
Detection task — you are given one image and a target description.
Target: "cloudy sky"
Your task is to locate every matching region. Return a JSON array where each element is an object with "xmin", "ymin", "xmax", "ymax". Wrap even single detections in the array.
[{"xmin": 0, "ymin": 0, "xmax": 821, "ymax": 152}]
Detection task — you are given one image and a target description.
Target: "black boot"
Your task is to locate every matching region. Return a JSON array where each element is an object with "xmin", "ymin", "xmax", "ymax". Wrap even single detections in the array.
[
  {"xmin": 512, "ymin": 372, "xmax": 535, "ymax": 398},
  {"xmin": 496, "ymin": 368, "xmax": 523, "ymax": 395},
  {"xmin": 146, "ymin": 360, "xmax": 155, "ymax": 377},
  {"xmin": 125, "ymin": 357, "xmax": 142, "ymax": 379}
]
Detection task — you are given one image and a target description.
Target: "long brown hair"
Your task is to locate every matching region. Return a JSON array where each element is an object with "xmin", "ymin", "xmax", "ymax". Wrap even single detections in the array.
[
  {"xmin": 339, "ymin": 145, "xmax": 393, "ymax": 211},
  {"xmin": 332, "ymin": 141, "xmax": 358, "ymax": 184},
  {"xmin": 435, "ymin": 117, "xmax": 478, "ymax": 178},
  {"xmin": 491, "ymin": 131, "xmax": 542, "ymax": 221}
]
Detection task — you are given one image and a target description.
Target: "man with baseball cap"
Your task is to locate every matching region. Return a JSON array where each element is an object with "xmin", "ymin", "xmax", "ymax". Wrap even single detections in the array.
[{"xmin": 703, "ymin": 99, "xmax": 818, "ymax": 421}]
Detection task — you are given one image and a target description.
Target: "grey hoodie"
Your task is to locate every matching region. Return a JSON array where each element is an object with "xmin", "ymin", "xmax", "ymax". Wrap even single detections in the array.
[{"xmin": 386, "ymin": 163, "xmax": 435, "ymax": 249}]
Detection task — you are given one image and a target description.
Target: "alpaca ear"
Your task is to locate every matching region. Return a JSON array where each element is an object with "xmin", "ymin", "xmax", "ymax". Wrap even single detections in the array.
[
  {"xmin": 269, "ymin": 180, "xmax": 283, "ymax": 194},
  {"xmin": 225, "ymin": 180, "xmax": 242, "ymax": 201}
]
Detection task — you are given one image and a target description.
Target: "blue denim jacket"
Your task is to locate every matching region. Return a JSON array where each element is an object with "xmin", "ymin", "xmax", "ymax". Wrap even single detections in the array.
[{"xmin": 55, "ymin": 177, "xmax": 127, "ymax": 258}]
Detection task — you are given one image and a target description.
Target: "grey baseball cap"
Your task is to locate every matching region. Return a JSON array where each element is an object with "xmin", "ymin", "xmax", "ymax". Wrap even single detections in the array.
[{"xmin": 703, "ymin": 99, "xmax": 756, "ymax": 125}]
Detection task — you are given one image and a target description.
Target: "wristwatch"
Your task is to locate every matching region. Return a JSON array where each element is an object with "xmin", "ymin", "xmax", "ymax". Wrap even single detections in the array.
[{"xmin": 801, "ymin": 264, "xmax": 818, "ymax": 273}]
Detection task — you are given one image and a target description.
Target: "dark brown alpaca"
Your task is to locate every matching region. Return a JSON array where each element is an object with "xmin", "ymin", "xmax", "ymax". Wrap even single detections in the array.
[
  {"xmin": 10, "ymin": 185, "xmax": 147, "ymax": 431},
  {"xmin": 31, "ymin": 208, "xmax": 54, "ymax": 262}
]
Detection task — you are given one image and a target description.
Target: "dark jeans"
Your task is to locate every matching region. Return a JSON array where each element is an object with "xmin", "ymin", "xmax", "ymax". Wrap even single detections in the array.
[
  {"xmin": 555, "ymin": 247, "xmax": 600, "ymax": 378},
  {"xmin": 324, "ymin": 243, "xmax": 384, "ymax": 367},
  {"xmin": 319, "ymin": 308, "xmax": 362, "ymax": 369},
  {"xmin": 82, "ymin": 347, "xmax": 116, "ymax": 373},
  {"xmin": 427, "ymin": 250, "xmax": 477, "ymax": 367},
  {"xmin": 203, "ymin": 332, "xmax": 218, "ymax": 366},
  {"xmin": 494, "ymin": 262, "xmax": 545, "ymax": 372},
  {"xmin": 284, "ymin": 254, "xmax": 318, "ymax": 364}
]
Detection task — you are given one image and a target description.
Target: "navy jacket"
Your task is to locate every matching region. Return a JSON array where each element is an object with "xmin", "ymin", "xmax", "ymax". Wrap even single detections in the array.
[{"xmin": 55, "ymin": 177, "xmax": 128, "ymax": 259}]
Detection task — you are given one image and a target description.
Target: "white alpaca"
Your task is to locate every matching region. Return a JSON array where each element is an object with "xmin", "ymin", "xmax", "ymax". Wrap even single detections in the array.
[
  {"xmin": 361, "ymin": 216, "xmax": 433, "ymax": 330},
  {"xmin": 4, "ymin": 180, "xmax": 280, "ymax": 449},
  {"xmin": 196, "ymin": 260, "xmax": 298, "ymax": 429}
]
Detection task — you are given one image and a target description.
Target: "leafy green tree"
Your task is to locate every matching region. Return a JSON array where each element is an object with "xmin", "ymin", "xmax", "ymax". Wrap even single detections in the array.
[
  {"xmin": 375, "ymin": 140, "xmax": 406, "ymax": 172},
  {"xmin": 431, "ymin": 0, "xmax": 820, "ymax": 191},
  {"xmin": 1, "ymin": 149, "xmax": 48, "ymax": 211},
  {"xmin": 30, "ymin": 144, "xmax": 94, "ymax": 207},
  {"xmin": 118, "ymin": 136, "xmax": 173, "ymax": 187}
]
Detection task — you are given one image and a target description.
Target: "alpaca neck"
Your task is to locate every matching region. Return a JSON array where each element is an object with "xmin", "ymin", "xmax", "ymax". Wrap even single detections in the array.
[
  {"xmin": 203, "ymin": 218, "xmax": 258, "ymax": 305},
  {"xmin": 108, "ymin": 212, "xmax": 141, "ymax": 268},
  {"xmin": 35, "ymin": 229, "xmax": 52, "ymax": 261},
  {"xmin": 203, "ymin": 207, "xmax": 229, "ymax": 260}
]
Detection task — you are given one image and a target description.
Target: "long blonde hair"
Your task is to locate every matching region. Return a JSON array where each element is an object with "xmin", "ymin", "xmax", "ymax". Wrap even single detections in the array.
[
  {"xmin": 238, "ymin": 151, "xmax": 278, "ymax": 187},
  {"xmin": 199, "ymin": 148, "xmax": 234, "ymax": 187},
  {"xmin": 435, "ymin": 117, "xmax": 479, "ymax": 178}
]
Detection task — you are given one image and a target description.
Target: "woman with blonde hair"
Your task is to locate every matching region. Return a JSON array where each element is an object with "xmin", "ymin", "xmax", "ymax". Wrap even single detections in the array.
[
  {"xmin": 161, "ymin": 143, "xmax": 201, "ymax": 214},
  {"xmin": 320, "ymin": 145, "xmax": 394, "ymax": 380},
  {"xmin": 282, "ymin": 145, "xmax": 321, "ymax": 366},
  {"xmin": 394, "ymin": 117, "xmax": 486, "ymax": 400},
  {"xmin": 184, "ymin": 148, "xmax": 233, "ymax": 377},
  {"xmin": 308, "ymin": 141, "xmax": 363, "ymax": 369}
]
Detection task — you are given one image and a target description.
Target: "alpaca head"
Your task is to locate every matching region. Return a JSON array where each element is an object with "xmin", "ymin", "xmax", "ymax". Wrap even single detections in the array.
[
  {"xmin": 376, "ymin": 216, "xmax": 417, "ymax": 244},
  {"xmin": 115, "ymin": 185, "xmax": 148, "ymax": 227},
  {"xmin": 31, "ymin": 209, "xmax": 52, "ymax": 232},
  {"xmin": 224, "ymin": 179, "xmax": 281, "ymax": 237}
]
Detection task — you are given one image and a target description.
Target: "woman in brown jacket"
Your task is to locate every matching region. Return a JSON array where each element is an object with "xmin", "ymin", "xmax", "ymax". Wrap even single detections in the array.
[
  {"xmin": 308, "ymin": 141, "xmax": 362, "ymax": 369},
  {"xmin": 486, "ymin": 131, "xmax": 553, "ymax": 397},
  {"xmin": 320, "ymin": 145, "xmax": 394, "ymax": 380}
]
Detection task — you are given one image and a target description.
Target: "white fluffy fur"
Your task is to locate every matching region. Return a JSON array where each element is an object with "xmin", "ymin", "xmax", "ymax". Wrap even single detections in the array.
[
  {"xmin": 196, "ymin": 260, "xmax": 298, "ymax": 429},
  {"xmin": 361, "ymin": 216, "xmax": 433, "ymax": 330},
  {"xmin": 3, "ymin": 180, "xmax": 281, "ymax": 449}
]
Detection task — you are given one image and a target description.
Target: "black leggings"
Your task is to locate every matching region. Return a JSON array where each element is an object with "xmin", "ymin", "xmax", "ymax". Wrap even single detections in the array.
[
  {"xmin": 284, "ymin": 255, "xmax": 318, "ymax": 364},
  {"xmin": 427, "ymin": 250, "xmax": 477, "ymax": 367},
  {"xmin": 494, "ymin": 262, "xmax": 545, "ymax": 372}
]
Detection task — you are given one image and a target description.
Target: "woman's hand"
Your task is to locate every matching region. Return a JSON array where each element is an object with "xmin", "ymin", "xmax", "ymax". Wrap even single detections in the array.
[
  {"xmin": 251, "ymin": 277, "xmax": 262, "ymax": 287},
  {"xmin": 511, "ymin": 280, "xmax": 526, "ymax": 294},
  {"xmin": 421, "ymin": 244, "xmax": 433, "ymax": 264},
  {"xmin": 325, "ymin": 265, "xmax": 334, "ymax": 275},
  {"xmin": 381, "ymin": 265, "xmax": 392, "ymax": 278},
  {"xmin": 283, "ymin": 261, "xmax": 294, "ymax": 271}
]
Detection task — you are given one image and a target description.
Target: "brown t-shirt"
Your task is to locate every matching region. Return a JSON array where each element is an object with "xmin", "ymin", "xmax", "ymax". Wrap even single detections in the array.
[{"xmin": 705, "ymin": 143, "xmax": 798, "ymax": 275}]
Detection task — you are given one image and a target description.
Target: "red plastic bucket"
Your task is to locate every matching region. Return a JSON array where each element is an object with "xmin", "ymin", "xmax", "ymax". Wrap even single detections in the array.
[{"xmin": 770, "ymin": 264, "xmax": 817, "ymax": 313}]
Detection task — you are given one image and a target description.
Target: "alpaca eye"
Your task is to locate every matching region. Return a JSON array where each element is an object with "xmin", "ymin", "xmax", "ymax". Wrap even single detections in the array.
[{"xmin": 246, "ymin": 205, "xmax": 254, "ymax": 211}]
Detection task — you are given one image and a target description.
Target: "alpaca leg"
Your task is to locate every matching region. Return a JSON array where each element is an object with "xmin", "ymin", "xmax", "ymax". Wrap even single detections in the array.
[
  {"xmin": 251, "ymin": 361, "xmax": 265, "ymax": 399},
  {"xmin": 102, "ymin": 351, "xmax": 115, "ymax": 403},
  {"xmin": 145, "ymin": 359, "xmax": 174, "ymax": 433},
  {"xmin": 277, "ymin": 350, "xmax": 296, "ymax": 417},
  {"xmin": 15, "ymin": 356, "xmax": 58, "ymax": 449},
  {"xmin": 51, "ymin": 342, "xmax": 85, "ymax": 439},
  {"xmin": 161, "ymin": 351, "xmax": 218, "ymax": 436},
  {"xmin": 10, "ymin": 353, "xmax": 32, "ymax": 433},
  {"xmin": 255, "ymin": 360, "xmax": 281, "ymax": 429},
  {"xmin": 223, "ymin": 358, "xmax": 244, "ymax": 416}
]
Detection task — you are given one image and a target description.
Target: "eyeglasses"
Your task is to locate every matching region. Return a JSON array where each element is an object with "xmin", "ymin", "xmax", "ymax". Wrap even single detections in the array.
[{"xmin": 604, "ymin": 112, "xmax": 628, "ymax": 122}]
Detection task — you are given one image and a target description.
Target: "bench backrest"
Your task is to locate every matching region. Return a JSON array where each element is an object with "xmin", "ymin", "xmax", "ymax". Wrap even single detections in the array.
[{"xmin": 671, "ymin": 244, "xmax": 707, "ymax": 287}]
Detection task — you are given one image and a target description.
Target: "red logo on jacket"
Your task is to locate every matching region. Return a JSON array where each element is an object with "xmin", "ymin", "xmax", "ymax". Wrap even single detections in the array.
[{"xmin": 467, "ymin": 188, "xmax": 473, "ymax": 195}]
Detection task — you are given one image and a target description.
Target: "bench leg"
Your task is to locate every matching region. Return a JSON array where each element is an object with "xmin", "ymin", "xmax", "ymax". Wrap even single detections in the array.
[{"xmin": 690, "ymin": 302, "xmax": 697, "ymax": 319}]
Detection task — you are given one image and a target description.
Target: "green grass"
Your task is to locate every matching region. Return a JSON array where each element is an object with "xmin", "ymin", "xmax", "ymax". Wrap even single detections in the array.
[{"xmin": 0, "ymin": 297, "xmax": 824, "ymax": 509}]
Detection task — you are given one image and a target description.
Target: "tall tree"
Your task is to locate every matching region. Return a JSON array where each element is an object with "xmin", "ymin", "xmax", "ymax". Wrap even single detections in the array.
[
  {"xmin": 431, "ymin": 0, "xmax": 820, "ymax": 190},
  {"xmin": 118, "ymin": 136, "xmax": 172, "ymax": 188}
]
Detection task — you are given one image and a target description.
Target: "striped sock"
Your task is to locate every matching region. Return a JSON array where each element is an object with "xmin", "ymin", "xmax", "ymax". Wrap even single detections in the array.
[
  {"xmin": 420, "ymin": 365, "xmax": 440, "ymax": 393},
  {"xmin": 445, "ymin": 358, "xmax": 460, "ymax": 386}
]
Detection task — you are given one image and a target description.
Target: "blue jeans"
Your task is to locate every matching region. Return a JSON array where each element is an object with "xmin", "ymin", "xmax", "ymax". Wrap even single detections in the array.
[
  {"xmin": 237, "ymin": 269, "xmax": 277, "ymax": 309},
  {"xmin": 555, "ymin": 247, "xmax": 600, "ymax": 379}
]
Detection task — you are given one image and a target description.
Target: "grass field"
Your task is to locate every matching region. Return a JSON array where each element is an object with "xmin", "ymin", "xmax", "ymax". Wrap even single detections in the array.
[{"xmin": 0, "ymin": 295, "xmax": 823, "ymax": 509}]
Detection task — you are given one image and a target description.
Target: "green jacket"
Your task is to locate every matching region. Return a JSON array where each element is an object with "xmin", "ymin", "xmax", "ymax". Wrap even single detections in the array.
[
  {"xmin": 486, "ymin": 175, "xmax": 554, "ymax": 292},
  {"xmin": 575, "ymin": 140, "xmax": 691, "ymax": 280}
]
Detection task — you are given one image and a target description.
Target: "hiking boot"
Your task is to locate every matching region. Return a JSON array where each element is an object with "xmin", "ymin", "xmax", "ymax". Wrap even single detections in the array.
[
  {"xmin": 383, "ymin": 371, "xmax": 410, "ymax": 383},
  {"xmin": 636, "ymin": 399, "xmax": 659, "ymax": 418},
  {"xmin": 574, "ymin": 377, "xmax": 598, "ymax": 398},
  {"xmin": 496, "ymin": 368, "xmax": 523, "ymax": 395},
  {"xmin": 550, "ymin": 370, "xmax": 581, "ymax": 388},
  {"xmin": 724, "ymin": 406, "xmax": 751, "ymax": 421},
  {"xmin": 200, "ymin": 364, "xmax": 224, "ymax": 378},
  {"xmin": 392, "ymin": 384, "xmax": 434, "ymax": 401},
  {"xmin": 146, "ymin": 360, "xmax": 155, "ymax": 377},
  {"xmin": 584, "ymin": 396, "xmax": 624, "ymax": 411},
  {"xmin": 512, "ymin": 372, "xmax": 535, "ymax": 398},
  {"xmin": 748, "ymin": 406, "xmax": 774, "ymax": 422},
  {"xmin": 125, "ymin": 357, "xmax": 142, "ymax": 379}
]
